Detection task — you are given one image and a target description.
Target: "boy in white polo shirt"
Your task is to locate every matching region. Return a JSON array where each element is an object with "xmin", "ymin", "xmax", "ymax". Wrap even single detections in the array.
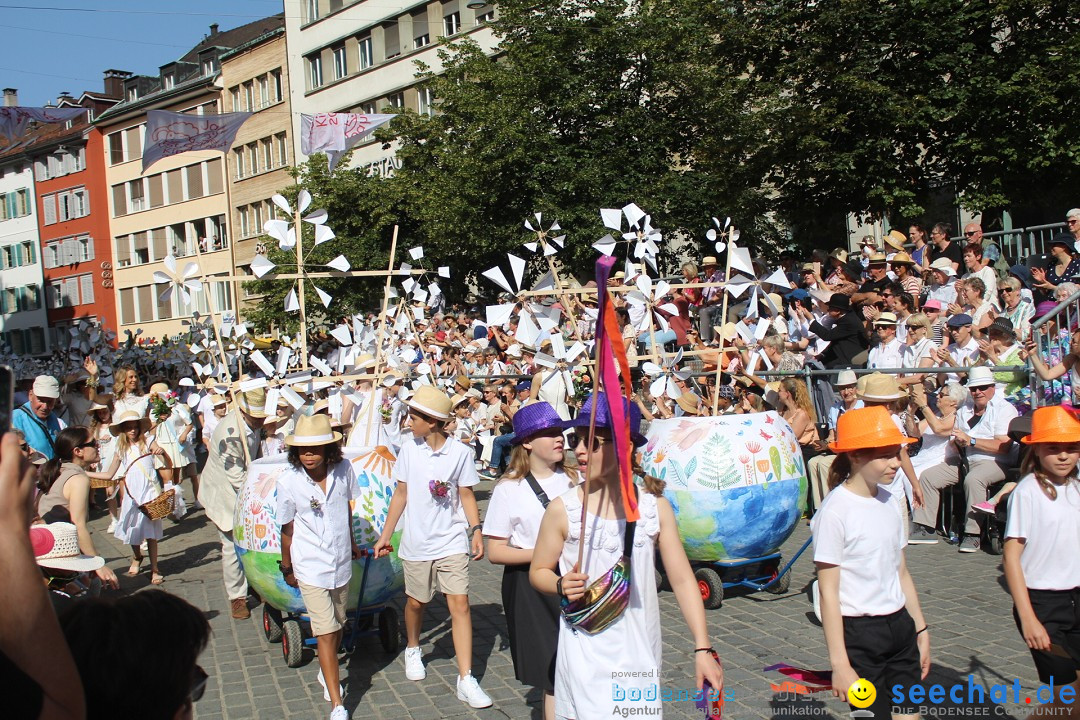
[
  {"xmin": 277, "ymin": 414, "xmax": 360, "ymax": 720},
  {"xmin": 374, "ymin": 385, "xmax": 492, "ymax": 709}
]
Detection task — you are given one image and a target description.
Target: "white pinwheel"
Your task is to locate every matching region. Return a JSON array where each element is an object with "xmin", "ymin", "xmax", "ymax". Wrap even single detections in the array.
[
  {"xmin": 259, "ymin": 188, "xmax": 341, "ymax": 313},
  {"xmin": 481, "ymin": 252, "xmax": 561, "ymax": 347},
  {"xmin": 642, "ymin": 349, "xmax": 691, "ymax": 400},
  {"xmin": 595, "ymin": 203, "xmax": 663, "ymax": 273},
  {"xmin": 623, "ymin": 272, "xmax": 680, "ymax": 335},
  {"xmin": 152, "ymin": 254, "xmax": 202, "ymax": 304},
  {"xmin": 523, "ymin": 212, "xmax": 566, "ymax": 257},
  {"xmin": 533, "ymin": 333, "xmax": 587, "ymax": 391},
  {"xmin": 705, "ymin": 216, "xmax": 739, "ymax": 254}
]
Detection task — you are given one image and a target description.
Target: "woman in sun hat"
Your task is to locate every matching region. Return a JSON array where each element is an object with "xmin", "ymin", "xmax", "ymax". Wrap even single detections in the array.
[
  {"xmin": 1003, "ymin": 406, "xmax": 1080, "ymax": 701},
  {"xmin": 276, "ymin": 413, "xmax": 359, "ymax": 719},
  {"xmin": 484, "ymin": 402, "xmax": 576, "ymax": 719},
  {"xmin": 148, "ymin": 381, "xmax": 195, "ymax": 520},
  {"xmin": 530, "ymin": 392, "xmax": 724, "ymax": 719},
  {"xmin": 812, "ymin": 406, "xmax": 930, "ymax": 718}
]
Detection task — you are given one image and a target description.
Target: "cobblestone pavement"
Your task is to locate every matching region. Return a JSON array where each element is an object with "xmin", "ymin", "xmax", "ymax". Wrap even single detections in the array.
[{"xmin": 89, "ymin": 481, "xmax": 1042, "ymax": 720}]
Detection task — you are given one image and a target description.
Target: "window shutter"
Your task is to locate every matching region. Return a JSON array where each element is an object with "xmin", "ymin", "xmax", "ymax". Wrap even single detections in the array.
[
  {"xmin": 34, "ymin": 159, "xmax": 47, "ymax": 181},
  {"xmin": 43, "ymin": 194, "xmax": 56, "ymax": 225},
  {"xmin": 80, "ymin": 275, "xmax": 94, "ymax": 305},
  {"xmin": 83, "ymin": 236, "xmax": 94, "ymax": 261},
  {"xmin": 26, "ymin": 242, "xmax": 36, "ymax": 265}
]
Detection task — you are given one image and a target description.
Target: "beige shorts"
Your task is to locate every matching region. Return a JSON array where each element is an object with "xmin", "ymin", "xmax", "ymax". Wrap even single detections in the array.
[
  {"xmin": 298, "ymin": 581, "xmax": 349, "ymax": 636},
  {"xmin": 402, "ymin": 554, "xmax": 470, "ymax": 603}
]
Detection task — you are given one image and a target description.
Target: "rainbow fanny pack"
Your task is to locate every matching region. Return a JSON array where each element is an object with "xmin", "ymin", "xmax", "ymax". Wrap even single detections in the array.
[{"xmin": 560, "ymin": 515, "xmax": 636, "ymax": 635}]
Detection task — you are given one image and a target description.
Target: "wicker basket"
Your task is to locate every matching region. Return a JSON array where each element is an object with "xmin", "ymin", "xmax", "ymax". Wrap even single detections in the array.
[
  {"xmin": 139, "ymin": 488, "xmax": 176, "ymax": 520},
  {"xmin": 89, "ymin": 477, "xmax": 117, "ymax": 489}
]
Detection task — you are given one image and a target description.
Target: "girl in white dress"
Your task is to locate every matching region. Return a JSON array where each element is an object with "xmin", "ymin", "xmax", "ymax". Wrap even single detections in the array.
[
  {"xmin": 530, "ymin": 393, "xmax": 724, "ymax": 719},
  {"xmin": 89, "ymin": 401, "xmax": 120, "ymax": 531},
  {"xmin": 92, "ymin": 409, "xmax": 171, "ymax": 584},
  {"xmin": 149, "ymin": 382, "xmax": 195, "ymax": 518},
  {"xmin": 112, "ymin": 366, "xmax": 148, "ymax": 417}
]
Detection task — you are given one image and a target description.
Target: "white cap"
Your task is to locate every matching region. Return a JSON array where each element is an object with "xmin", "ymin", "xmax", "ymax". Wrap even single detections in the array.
[{"xmin": 32, "ymin": 375, "xmax": 60, "ymax": 399}]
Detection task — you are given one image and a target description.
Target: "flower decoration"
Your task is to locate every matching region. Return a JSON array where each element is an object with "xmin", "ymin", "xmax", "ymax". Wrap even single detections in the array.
[{"xmin": 429, "ymin": 478, "xmax": 451, "ymax": 500}]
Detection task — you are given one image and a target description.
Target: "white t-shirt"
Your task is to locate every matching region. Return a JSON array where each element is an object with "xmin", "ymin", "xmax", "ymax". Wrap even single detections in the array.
[
  {"xmin": 276, "ymin": 459, "xmax": 358, "ymax": 590},
  {"xmin": 393, "ymin": 436, "xmax": 479, "ymax": 561},
  {"xmin": 957, "ymin": 394, "xmax": 1017, "ymax": 463},
  {"xmin": 945, "ymin": 337, "xmax": 980, "ymax": 384},
  {"xmin": 1005, "ymin": 473, "xmax": 1080, "ymax": 590},
  {"xmin": 483, "ymin": 470, "xmax": 573, "ymax": 550},
  {"xmin": 868, "ymin": 337, "xmax": 904, "ymax": 370},
  {"xmin": 811, "ymin": 484, "xmax": 907, "ymax": 617}
]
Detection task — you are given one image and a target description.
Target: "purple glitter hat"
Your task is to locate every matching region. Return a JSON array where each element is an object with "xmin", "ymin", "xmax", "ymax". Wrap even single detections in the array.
[{"xmin": 511, "ymin": 401, "xmax": 564, "ymax": 444}]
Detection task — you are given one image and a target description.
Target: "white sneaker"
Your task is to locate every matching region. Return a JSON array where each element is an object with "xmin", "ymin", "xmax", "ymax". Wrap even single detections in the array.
[
  {"xmin": 456, "ymin": 673, "xmax": 492, "ymax": 708},
  {"xmin": 330, "ymin": 705, "xmax": 348, "ymax": 720},
  {"xmin": 107, "ymin": 518, "xmax": 117, "ymax": 533},
  {"xmin": 404, "ymin": 646, "xmax": 426, "ymax": 681},
  {"xmin": 317, "ymin": 669, "xmax": 345, "ymax": 702}
]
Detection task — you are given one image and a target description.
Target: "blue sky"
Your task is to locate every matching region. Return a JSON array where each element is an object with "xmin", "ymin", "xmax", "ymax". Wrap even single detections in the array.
[{"xmin": 1, "ymin": 1, "xmax": 284, "ymax": 106}]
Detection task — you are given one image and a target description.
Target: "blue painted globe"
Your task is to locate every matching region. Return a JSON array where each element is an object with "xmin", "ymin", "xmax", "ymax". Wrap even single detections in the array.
[
  {"xmin": 233, "ymin": 446, "xmax": 404, "ymax": 614},
  {"xmin": 639, "ymin": 413, "xmax": 807, "ymax": 561}
]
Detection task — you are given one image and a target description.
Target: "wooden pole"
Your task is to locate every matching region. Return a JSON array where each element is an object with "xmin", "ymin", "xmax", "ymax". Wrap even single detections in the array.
[
  {"xmin": 364, "ymin": 225, "xmax": 399, "ymax": 444},
  {"xmin": 712, "ymin": 232, "xmax": 736, "ymax": 415},
  {"xmin": 293, "ymin": 207, "xmax": 308, "ymax": 369}
]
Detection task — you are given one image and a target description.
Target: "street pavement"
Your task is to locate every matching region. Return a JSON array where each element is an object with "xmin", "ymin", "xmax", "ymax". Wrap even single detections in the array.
[{"xmin": 88, "ymin": 480, "xmax": 1043, "ymax": 720}]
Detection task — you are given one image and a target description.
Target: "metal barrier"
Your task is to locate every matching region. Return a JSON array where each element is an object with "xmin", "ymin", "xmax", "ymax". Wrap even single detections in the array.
[
  {"xmin": 1028, "ymin": 287, "xmax": 1080, "ymax": 408},
  {"xmin": 950, "ymin": 222, "xmax": 1067, "ymax": 264}
]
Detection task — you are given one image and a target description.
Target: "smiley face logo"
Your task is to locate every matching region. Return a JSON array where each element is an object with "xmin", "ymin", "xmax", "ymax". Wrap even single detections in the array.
[{"xmin": 848, "ymin": 678, "xmax": 876, "ymax": 708}]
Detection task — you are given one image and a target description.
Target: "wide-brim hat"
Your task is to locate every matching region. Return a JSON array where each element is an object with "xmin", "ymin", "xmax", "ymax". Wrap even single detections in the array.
[
  {"xmin": 829, "ymin": 248, "xmax": 849, "ymax": 263},
  {"xmin": 285, "ymin": 413, "xmax": 342, "ymax": 447},
  {"xmin": 1021, "ymin": 406, "xmax": 1080, "ymax": 444},
  {"xmin": 873, "ymin": 312, "xmax": 898, "ymax": 326},
  {"xmin": 889, "ymin": 251, "xmax": 915, "ymax": 266},
  {"xmin": 406, "ymin": 385, "xmax": 452, "ymax": 420},
  {"xmin": 836, "ymin": 369, "xmax": 858, "ymax": 387},
  {"xmin": 89, "ymin": 402, "xmax": 111, "ymax": 413},
  {"xmin": 563, "ymin": 392, "xmax": 648, "ymax": 447},
  {"xmin": 454, "ymin": 375, "xmax": 472, "ymax": 390},
  {"xmin": 986, "ymin": 317, "xmax": 1016, "ymax": 339},
  {"xmin": 511, "ymin": 401, "xmax": 564, "ymax": 444},
  {"xmin": 857, "ymin": 372, "xmax": 907, "ymax": 401},
  {"xmin": 237, "ymin": 388, "xmax": 268, "ymax": 418},
  {"xmin": 867, "ymin": 253, "xmax": 888, "ymax": 265},
  {"xmin": 930, "ymin": 257, "xmax": 956, "ymax": 276},
  {"xmin": 31, "ymin": 522, "xmax": 105, "ymax": 572},
  {"xmin": 827, "ymin": 294, "xmax": 852, "ymax": 312},
  {"xmin": 676, "ymin": 392, "xmax": 702, "ymax": 415},
  {"xmin": 148, "ymin": 382, "xmax": 170, "ymax": 395},
  {"xmin": 109, "ymin": 409, "xmax": 151, "ymax": 435},
  {"xmin": 701, "ymin": 256, "xmax": 719, "ymax": 266},
  {"xmin": 355, "ymin": 353, "xmax": 376, "ymax": 371},
  {"xmin": 828, "ymin": 406, "xmax": 915, "ymax": 453},
  {"xmin": 884, "ymin": 230, "xmax": 907, "ymax": 252},
  {"xmin": 966, "ymin": 366, "xmax": 995, "ymax": 388},
  {"xmin": 1009, "ymin": 264, "xmax": 1033, "ymax": 289}
]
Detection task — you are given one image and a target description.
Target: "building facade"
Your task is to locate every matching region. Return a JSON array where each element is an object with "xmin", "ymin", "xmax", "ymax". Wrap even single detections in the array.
[
  {"xmin": 93, "ymin": 17, "xmax": 284, "ymax": 340},
  {"xmin": 0, "ymin": 150, "xmax": 47, "ymax": 355},
  {"xmin": 283, "ymin": 0, "xmax": 499, "ymax": 176},
  {"xmin": 219, "ymin": 26, "xmax": 293, "ymax": 309}
]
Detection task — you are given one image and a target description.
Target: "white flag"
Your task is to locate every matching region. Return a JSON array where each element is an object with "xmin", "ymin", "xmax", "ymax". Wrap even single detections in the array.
[
  {"xmin": 142, "ymin": 110, "xmax": 253, "ymax": 172},
  {"xmin": 300, "ymin": 113, "xmax": 395, "ymax": 171},
  {"xmin": 0, "ymin": 107, "xmax": 86, "ymax": 141}
]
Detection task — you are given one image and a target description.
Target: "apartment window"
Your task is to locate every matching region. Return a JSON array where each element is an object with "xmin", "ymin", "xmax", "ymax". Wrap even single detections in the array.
[
  {"xmin": 126, "ymin": 86, "xmax": 138, "ymax": 102},
  {"xmin": 243, "ymin": 81, "xmax": 254, "ymax": 112},
  {"xmin": 248, "ymin": 143, "xmax": 260, "ymax": 175},
  {"xmin": 78, "ymin": 235, "xmax": 93, "ymax": 262},
  {"xmin": 207, "ymin": 157, "xmax": 223, "ymax": 195},
  {"xmin": 262, "ymin": 138, "xmax": 273, "ymax": 170},
  {"xmin": 476, "ymin": 9, "xmax": 494, "ymax": 23},
  {"xmin": 108, "ymin": 131, "xmax": 124, "ymax": 164},
  {"xmin": 163, "ymin": 73, "xmax": 175, "ymax": 90},
  {"xmin": 444, "ymin": 11, "xmax": 461, "ymax": 35},
  {"xmin": 207, "ymin": 215, "xmax": 227, "ymax": 250},
  {"xmin": 186, "ymin": 164, "xmax": 204, "ymax": 198},
  {"xmin": 201, "ymin": 57, "xmax": 218, "ymax": 76},
  {"xmin": 384, "ymin": 23, "xmax": 400, "ymax": 58},
  {"xmin": 271, "ymin": 69, "xmax": 283, "ymax": 102},
  {"xmin": 309, "ymin": 55, "xmax": 324, "ymax": 89},
  {"xmin": 252, "ymin": 202, "xmax": 264, "ymax": 235},
  {"xmin": 332, "ymin": 45, "xmax": 348, "ymax": 80},
  {"xmin": 46, "ymin": 281, "xmax": 61, "ymax": 309},
  {"xmin": 79, "ymin": 275, "xmax": 94, "ymax": 305},
  {"xmin": 258, "ymin": 75, "xmax": 270, "ymax": 108},
  {"xmin": 388, "ymin": 92, "xmax": 405, "ymax": 109},
  {"xmin": 358, "ymin": 36, "xmax": 374, "ymax": 70},
  {"xmin": 124, "ymin": 127, "xmax": 142, "ymax": 161},
  {"xmin": 305, "ymin": 0, "xmax": 320, "ymax": 22},
  {"xmin": 128, "ymin": 179, "xmax": 146, "ymax": 212},
  {"xmin": 233, "ymin": 148, "xmax": 245, "ymax": 180},
  {"xmin": 44, "ymin": 243, "xmax": 58, "ymax": 269},
  {"xmin": 238, "ymin": 206, "xmax": 251, "ymax": 238},
  {"xmin": 20, "ymin": 241, "xmax": 35, "ymax": 266},
  {"xmin": 119, "ymin": 287, "xmax": 135, "ymax": 324},
  {"xmin": 415, "ymin": 33, "xmax": 430, "ymax": 49},
  {"xmin": 418, "ymin": 87, "xmax": 435, "ymax": 116},
  {"xmin": 230, "ymin": 87, "xmax": 241, "ymax": 112},
  {"xmin": 275, "ymin": 133, "xmax": 288, "ymax": 166}
]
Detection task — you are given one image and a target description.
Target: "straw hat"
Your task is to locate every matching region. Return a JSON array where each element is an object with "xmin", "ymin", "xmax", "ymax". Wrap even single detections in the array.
[
  {"xmin": 148, "ymin": 382, "xmax": 170, "ymax": 395},
  {"xmin": 406, "ymin": 385, "xmax": 452, "ymax": 420},
  {"xmin": 829, "ymin": 248, "xmax": 849, "ymax": 263},
  {"xmin": 701, "ymin": 256, "xmax": 719, "ymax": 266},
  {"xmin": 858, "ymin": 373, "xmax": 907, "ymax": 401},
  {"xmin": 1021, "ymin": 406, "xmax": 1080, "ymax": 445},
  {"xmin": 31, "ymin": 523, "xmax": 105, "ymax": 572},
  {"xmin": 109, "ymin": 409, "xmax": 151, "ymax": 435},
  {"xmin": 450, "ymin": 393, "xmax": 469, "ymax": 409},
  {"xmin": 89, "ymin": 401, "xmax": 111, "ymax": 413},
  {"xmin": 236, "ymin": 388, "xmax": 268, "ymax": 418},
  {"xmin": 828, "ymin": 406, "xmax": 915, "ymax": 453},
  {"xmin": 676, "ymin": 392, "xmax": 702, "ymax": 416},
  {"xmin": 285, "ymin": 413, "xmax": 342, "ymax": 447},
  {"xmin": 889, "ymin": 251, "xmax": 915, "ymax": 266},
  {"xmin": 355, "ymin": 353, "xmax": 376, "ymax": 370},
  {"xmin": 930, "ymin": 257, "xmax": 956, "ymax": 276},
  {"xmin": 836, "ymin": 369, "xmax": 857, "ymax": 387},
  {"xmin": 873, "ymin": 312, "xmax": 898, "ymax": 326},
  {"xmin": 884, "ymin": 230, "xmax": 907, "ymax": 252},
  {"xmin": 867, "ymin": 253, "xmax": 888, "ymax": 265}
]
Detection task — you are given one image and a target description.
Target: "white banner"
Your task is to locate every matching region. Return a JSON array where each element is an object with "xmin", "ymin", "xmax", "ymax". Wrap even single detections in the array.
[
  {"xmin": 142, "ymin": 109, "xmax": 253, "ymax": 172},
  {"xmin": 0, "ymin": 107, "xmax": 87, "ymax": 141},
  {"xmin": 300, "ymin": 112, "xmax": 395, "ymax": 171}
]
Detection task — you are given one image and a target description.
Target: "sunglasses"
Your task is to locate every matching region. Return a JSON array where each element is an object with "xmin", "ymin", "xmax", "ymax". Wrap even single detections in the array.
[
  {"xmin": 566, "ymin": 432, "xmax": 610, "ymax": 452},
  {"xmin": 964, "ymin": 231, "xmax": 977, "ymax": 237},
  {"xmin": 190, "ymin": 665, "xmax": 209, "ymax": 703},
  {"xmin": 20, "ymin": 443, "xmax": 29, "ymax": 452},
  {"xmin": 77, "ymin": 440, "xmax": 99, "ymax": 450}
]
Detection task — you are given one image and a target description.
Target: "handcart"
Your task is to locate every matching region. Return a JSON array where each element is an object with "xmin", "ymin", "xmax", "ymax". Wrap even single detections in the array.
[
  {"xmin": 675, "ymin": 535, "xmax": 813, "ymax": 610},
  {"xmin": 262, "ymin": 547, "xmax": 400, "ymax": 667}
]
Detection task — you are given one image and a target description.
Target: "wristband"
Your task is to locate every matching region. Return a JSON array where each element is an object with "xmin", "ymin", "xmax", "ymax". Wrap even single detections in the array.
[
  {"xmin": 277, "ymin": 561, "xmax": 294, "ymax": 577},
  {"xmin": 694, "ymin": 647, "xmax": 716, "ymax": 654},
  {"xmin": 556, "ymin": 577, "xmax": 566, "ymax": 598},
  {"xmin": 916, "ymin": 626, "xmax": 928, "ymax": 635},
  {"xmin": 469, "ymin": 524, "xmax": 483, "ymax": 535}
]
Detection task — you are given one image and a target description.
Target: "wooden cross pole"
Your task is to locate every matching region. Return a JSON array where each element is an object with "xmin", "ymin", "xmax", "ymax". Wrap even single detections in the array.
[
  {"xmin": 712, "ymin": 236, "xmax": 736, "ymax": 415},
  {"xmin": 363, "ymin": 225, "xmax": 399, "ymax": 444},
  {"xmin": 293, "ymin": 205, "xmax": 309, "ymax": 369}
]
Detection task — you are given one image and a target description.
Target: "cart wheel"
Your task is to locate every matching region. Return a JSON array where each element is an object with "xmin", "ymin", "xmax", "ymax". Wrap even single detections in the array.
[
  {"xmin": 695, "ymin": 567, "xmax": 723, "ymax": 609},
  {"xmin": 654, "ymin": 568, "xmax": 665, "ymax": 592},
  {"xmin": 282, "ymin": 619, "xmax": 304, "ymax": 667},
  {"xmin": 765, "ymin": 567, "xmax": 791, "ymax": 594},
  {"xmin": 263, "ymin": 606, "xmax": 283, "ymax": 643},
  {"xmin": 379, "ymin": 608, "xmax": 400, "ymax": 654},
  {"xmin": 985, "ymin": 532, "xmax": 1003, "ymax": 556}
]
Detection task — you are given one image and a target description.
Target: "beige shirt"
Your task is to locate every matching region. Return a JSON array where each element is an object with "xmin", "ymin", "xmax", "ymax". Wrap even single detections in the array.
[{"xmin": 197, "ymin": 409, "xmax": 262, "ymax": 533}]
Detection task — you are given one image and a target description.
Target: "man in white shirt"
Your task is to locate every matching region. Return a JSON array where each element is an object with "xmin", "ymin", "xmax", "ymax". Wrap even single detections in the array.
[
  {"xmin": 910, "ymin": 367, "xmax": 1017, "ymax": 553},
  {"xmin": 936, "ymin": 313, "xmax": 980, "ymax": 385},
  {"xmin": 866, "ymin": 313, "xmax": 904, "ymax": 370},
  {"xmin": 374, "ymin": 386, "xmax": 492, "ymax": 709}
]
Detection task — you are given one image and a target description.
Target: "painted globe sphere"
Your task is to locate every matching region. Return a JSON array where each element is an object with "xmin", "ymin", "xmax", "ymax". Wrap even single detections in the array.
[
  {"xmin": 233, "ymin": 446, "xmax": 404, "ymax": 613},
  {"xmin": 639, "ymin": 413, "xmax": 807, "ymax": 561}
]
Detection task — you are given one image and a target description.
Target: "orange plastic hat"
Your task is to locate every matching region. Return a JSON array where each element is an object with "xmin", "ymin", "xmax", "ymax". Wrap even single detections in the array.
[
  {"xmin": 1021, "ymin": 406, "xmax": 1080, "ymax": 445},
  {"xmin": 828, "ymin": 406, "xmax": 915, "ymax": 453}
]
